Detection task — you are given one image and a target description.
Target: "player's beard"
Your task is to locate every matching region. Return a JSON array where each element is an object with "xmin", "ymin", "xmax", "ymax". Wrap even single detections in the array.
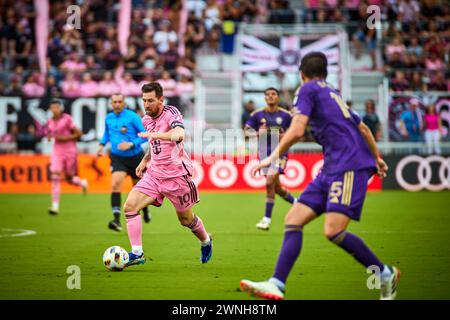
[{"xmin": 146, "ymin": 104, "xmax": 162, "ymax": 118}]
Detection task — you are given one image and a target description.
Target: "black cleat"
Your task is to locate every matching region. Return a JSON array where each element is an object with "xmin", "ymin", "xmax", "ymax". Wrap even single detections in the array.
[
  {"xmin": 48, "ymin": 208, "xmax": 58, "ymax": 215},
  {"xmin": 108, "ymin": 220, "xmax": 122, "ymax": 232},
  {"xmin": 143, "ymin": 211, "xmax": 152, "ymax": 223}
]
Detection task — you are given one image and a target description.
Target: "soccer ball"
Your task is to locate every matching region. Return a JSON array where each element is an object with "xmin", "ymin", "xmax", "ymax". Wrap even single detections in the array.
[{"xmin": 102, "ymin": 246, "xmax": 129, "ymax": 271}]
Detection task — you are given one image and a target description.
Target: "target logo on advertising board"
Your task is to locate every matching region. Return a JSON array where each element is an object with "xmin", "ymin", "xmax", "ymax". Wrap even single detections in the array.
[
  {"xmin": 279, "ymin": 159, "xmax": 306, "ymax": 188},
  {"xmin": 191, "ymin": 160, "xmax": 204, "ymax": 186},
  {"xmin": 243, "ymin": 159, "xmax": 267, "ymax": 188},
  {"xmin": 208, "ymin": 160, "xmax": 238, "ymax": 188}
]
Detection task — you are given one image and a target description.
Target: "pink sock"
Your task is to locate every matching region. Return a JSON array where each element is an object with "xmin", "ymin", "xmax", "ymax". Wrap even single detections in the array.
[
  {"xmin": 51, "ymin": 177, "xmax": 60, "ymax": 204},
  {"xmin": 126, "ymin": 211, "xmax": 142, "ymax": 249},
  {"xmin": 71, "ymin": 176, "xmax": 82, "ymax": 186},
  {"xmin": 188, "ymin": 215, "xmax": 209, "ymax": 242}
]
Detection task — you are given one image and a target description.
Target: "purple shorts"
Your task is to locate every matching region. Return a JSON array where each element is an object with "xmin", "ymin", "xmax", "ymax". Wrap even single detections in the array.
[{"xmin": 298, "ymin": 168, "xmax": 375, "ymax": 221}]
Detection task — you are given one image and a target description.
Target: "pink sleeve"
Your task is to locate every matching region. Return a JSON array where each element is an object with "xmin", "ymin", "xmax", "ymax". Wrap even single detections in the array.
[
  {"xmin": 66, "ymin": 115, "xmax": 76, "ymax": 130},
  {"xmin": 166, "ymin": 108, "xmax": 184, "ymax": 129},
  {"xmin": 142, "ymin": 116, "xmax": 151, "ymax": 130}
]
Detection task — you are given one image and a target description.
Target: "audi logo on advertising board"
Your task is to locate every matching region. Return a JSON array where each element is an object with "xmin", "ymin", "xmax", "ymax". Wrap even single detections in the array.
[{"xmin": 383, "ymin": 155, "xmax": 450, "ymax": 192}]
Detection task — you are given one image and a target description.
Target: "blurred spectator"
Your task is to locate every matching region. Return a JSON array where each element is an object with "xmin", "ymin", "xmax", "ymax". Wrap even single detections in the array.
[
  {"xmin": 410, "ymin": 71, "xmax": 427, "ymax": 92},
  {"xmin": 390, "ymin": 70, "xmax": 410, "ymax": 92},
  {"xmin": 423, "ymin": 104, "xmax": 442, "ymax": 154},
  {"xmin": 161, "ymin": 41, "xmax": 180, "ymax": 71},
  {"xmin": 158, "ymin": 71, "xmax": 178, "ymax": 98},
  {"xmin": 61, "ymin": 72, "xmax": 81, "ymax": 98},
  {"xmin": 362, "ymin": 99, "xmax": 382, "ymax": 141},
  {"xmin": 184, "ymin": 22, "xmax": 206, "ymax": 51},
  {"xmin": 0, "ymin": 80, "xmax": 5, "ymax": 95},
  {"xmin": 203, "ymin": 0, "xmax": 221, "ymax": 31},
  {"xmin": 153, "ymin": 20, "xmax": 178, "ymax": 54},
  {"xmin": 268, "ymin": 0, "xmax": 295, "ymax": 24},
  {"xmin": 123, "ymin": 45, "xmax": 140, "ymax": 70},
  {"xmin": 117, "ymin": 72, "xmax": 140, "ymax": 97},
  {"xmin": 0, "ymin": 122, "xmax": 19, "ymax": 153},
  {"xmin": 60, "ymin": 52, "xmax": 87, "ymax": 73},
  {"xmin": 241, "ymin": 100, "xmax": 256, "ymax": 129},
  {"xmin": 98, "ymin": 71, "xmax": 120, "ymax": 96},
  {"xmin": 22, "ymin": 74, "xmax": 45, "ymax": 97},
  {"xmin": 407, "ymin": 37, "xmax": 423, "ymax": 57},
  {"xmin": 17, "ymin": 123, "xmax": 40, "ymax": 153},
  {"xmin": 4, "ymin": 77, "xmax": 23, "ymax": 96},
  {"xmin": 204, "ymin": 24, "xmax": 222, "ymax": 53},
  {"xmin": 44, "ymin": 75, "xmax": 62, "ymax": 98},
  {"xmin": 85, "ymin": 55, "xmax": 102, "ymax": 72},
  {"xmin": 385, "ymin": 36, "xmax": 407, "ymax": 62},
  {"xmin": 177, "ymin": 75, "xmax": 195, "ymax": 115},
  {"xmin": 425, "ymin": 52, "xmax": 445, "ymax": 71},
  {"xmin": 398, "ymin": 0, "xmax": 420, "ymax": 26},
  {"xmin": 428, "ymin": 71, "xmax": 448, "ymax": 91},
  {"xmin": 79, "ymin": 72, "xmax": 99, "ymax": 97},
  {"xmin": 399, "ymin": 99, "xmax": 422, "ymax": 142}
]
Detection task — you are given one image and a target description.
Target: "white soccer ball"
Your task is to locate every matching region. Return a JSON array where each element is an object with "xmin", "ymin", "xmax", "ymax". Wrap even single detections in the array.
[{"xmin": 102, "ymin": 246, "xmax": 129, "ymax": 271}]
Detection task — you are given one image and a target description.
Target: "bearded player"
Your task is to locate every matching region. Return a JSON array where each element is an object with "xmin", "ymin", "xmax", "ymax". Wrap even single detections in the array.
[
  {"xmin": 240, "ymin": 52, "xmax": 400, "ymax": 300},
  {"xmin": 123, "ymin": 82, "xmax": 212, "ymax": 267},
  {"xmin": 244, "ymin": 88, "xmax": 296, "ymax": 231},
  {"xmin": 46, "ymin": 99, "xmax": 88, "ymax": 215}
]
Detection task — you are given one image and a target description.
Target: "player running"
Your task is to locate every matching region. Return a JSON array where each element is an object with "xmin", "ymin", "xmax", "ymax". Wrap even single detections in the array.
[
  {"xmin": 123, "ymin": 82, "xmax": 212, "ymax": 267},
  {"xmin": 240, "ymin": 52, "xmax": 400, "ymax": 300},
  {"xmin": 97, "ymin": 94, "xmax": 151, "ymax": 232},
  {"xmin": 244, "ymin": 88, "xmax": 296, "ymax": 231},
  {"xmin": 46, "ymin": 99, "xmax": 88, "ymax": 215}
]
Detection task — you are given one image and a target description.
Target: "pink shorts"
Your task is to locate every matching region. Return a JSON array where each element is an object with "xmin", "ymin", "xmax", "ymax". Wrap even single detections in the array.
[
  {"xmin": 50, "ymin": 152, "xmax": 78, "ymax": 176},
  {"xmin": 134, "ymin": 172, "xmax": 199, "ymax": 212}
]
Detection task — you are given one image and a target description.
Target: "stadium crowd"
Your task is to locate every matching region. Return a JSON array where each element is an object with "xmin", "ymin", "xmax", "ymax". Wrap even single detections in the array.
[{"xmin": 0, "ymin": 0, "xmax": 448, "ymax": 151}]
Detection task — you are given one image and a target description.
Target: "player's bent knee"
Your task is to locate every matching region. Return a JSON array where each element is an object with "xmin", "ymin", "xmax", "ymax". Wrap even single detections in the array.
[
  {"xmin": 123, "ymin": 199, "xmax": 138, "ymax": 213},
  {"xmin": 324, "ymin": 226, "xmax": 346, "ymax": 242},
  {"xmin": 178, "ymin": 215, "xmax": 192, "ymax": 227}
]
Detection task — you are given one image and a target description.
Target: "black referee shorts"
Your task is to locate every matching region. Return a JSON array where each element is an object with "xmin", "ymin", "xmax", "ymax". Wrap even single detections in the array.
[{"xmin": 109, "ymin": 152, "xmax": 144, "ymax": 180}]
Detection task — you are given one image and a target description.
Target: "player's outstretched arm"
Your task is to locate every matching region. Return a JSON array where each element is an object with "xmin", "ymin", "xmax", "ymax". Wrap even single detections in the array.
[
  {"xmin": 136, "ymin": 146, "xmax": 151, "ymax": 178},
  {"xmin": 252, "ymin": 115, "xmax": 307, "ymax": 175},
  {"xmin": 358, "ymin": 122, "xmax": 388, "ymax": 178},
  {"xmin": 55, "ymin": 127, "xmax": 82, "ymax": 142},
  {"xmin": 138, "ymin": 127, "xmax": 185, "ymax": 142}
]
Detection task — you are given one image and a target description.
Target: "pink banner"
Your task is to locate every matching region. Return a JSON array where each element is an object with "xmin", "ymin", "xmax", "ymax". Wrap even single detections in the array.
[
  {"xmin": 178, "ymin": 0, "xmax": 188, "ymax": 57},
  {"xmin": 118, "ymin": 0, "xmax": 131, "ymax": 56},
  {"xmin": 34, "ymin": 0, "xmax": 49, "ymax": 75}
]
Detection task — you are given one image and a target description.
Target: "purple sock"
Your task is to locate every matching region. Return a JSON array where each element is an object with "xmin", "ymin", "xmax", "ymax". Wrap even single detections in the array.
[
  {"xmin": 283, "ymin": 192, "xmax": 295, "ymax": 204},
  {"xmin": 329, "ymin": 231, "xmax": 384, "ymax": 271},
  {"xmin": 265, "ymin": 198, "xmax": 275, "ymax": 219},
  {"xmin": 272, "ymin": 225, "xmax": 303, "ymax": 284}
]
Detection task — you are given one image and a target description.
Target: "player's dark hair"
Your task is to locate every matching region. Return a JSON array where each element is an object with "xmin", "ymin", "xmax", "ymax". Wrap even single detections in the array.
[
  {"xmin": 141, "ymin": 82, "xmax": 163, "ymax": 98},
  {"xmin": 299, "ymin": 52, "xmax": 328, "ymax": 79},
  {"xmin": 264, "ymin": 87, "xmax": 280, "ymax": 96},
  {"xmin": 49, "ymin": 99, "xmax": 63, "ymax": 108}
]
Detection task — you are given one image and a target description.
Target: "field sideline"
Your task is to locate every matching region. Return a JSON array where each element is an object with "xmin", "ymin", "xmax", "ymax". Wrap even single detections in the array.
[{"xmin": 0, "ymin": 191, "xmax": 449, "ymax": 300}]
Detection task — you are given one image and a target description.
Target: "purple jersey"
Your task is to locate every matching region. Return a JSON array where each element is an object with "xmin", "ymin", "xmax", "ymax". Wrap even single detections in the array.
[
  {"xmin": 294, "ymin": 80, "xmax": 376, "ymax": 174},
  {"xmin": 246, "ymin": 107, "xmax": 292, "ymax": 158}
]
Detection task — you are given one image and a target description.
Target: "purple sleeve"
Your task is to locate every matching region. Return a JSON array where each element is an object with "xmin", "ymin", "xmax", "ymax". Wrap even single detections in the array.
[
  {"xmin": 295, "ymin": 85, "xmax": 313, "ymax": 117},
  {"xmin": 245, "ymin": 113, "xmax": 258, "ymax": 130},
  {"xmin": 351, "ymin": 110, "xmax": 362, "ymax": 125}
]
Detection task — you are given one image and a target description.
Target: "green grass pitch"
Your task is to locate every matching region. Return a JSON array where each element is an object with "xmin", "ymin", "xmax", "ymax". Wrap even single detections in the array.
[{"xmin": 0, "ymin": 191, "xmax": 449, "ymax": 300}]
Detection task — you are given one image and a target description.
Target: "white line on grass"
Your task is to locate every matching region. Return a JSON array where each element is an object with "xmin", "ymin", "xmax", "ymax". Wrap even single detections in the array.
[{"xmin": 0, "ymin": 228, "xmax": 37, "ymax": 238}]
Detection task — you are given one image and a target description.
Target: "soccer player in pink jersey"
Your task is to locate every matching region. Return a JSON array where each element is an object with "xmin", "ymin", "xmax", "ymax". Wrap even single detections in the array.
[
  {"xmin": 46, "ymin": 99, "xmax": 88, "ymax": 215},
  {"xmin": 123, "ymin": 82, "xmax": 212, "ymax": 266}
]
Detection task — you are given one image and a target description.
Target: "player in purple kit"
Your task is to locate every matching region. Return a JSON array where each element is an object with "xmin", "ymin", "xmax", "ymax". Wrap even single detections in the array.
[
  {"xmin": 240, "ymin": 52, "xmax": 400, "ymax": 300},
  {"xmin": 244, "ymin": 88, "xmax": 296, "ymax": 231}
]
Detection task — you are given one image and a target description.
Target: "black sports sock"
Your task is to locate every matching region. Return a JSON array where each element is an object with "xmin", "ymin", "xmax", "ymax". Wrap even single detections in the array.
[{"xmin": 111, "ymin": 192, "xmax": 121, "ymax": 222}]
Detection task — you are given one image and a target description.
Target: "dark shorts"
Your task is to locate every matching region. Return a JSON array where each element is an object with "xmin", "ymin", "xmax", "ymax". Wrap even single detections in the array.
[
  {"xmin": 298, "ymin": 168, "xmax": 375, "ymax": 221},
  {"xmin": 110, "ymin": 152, "xmax": 144, "ymax": 180},
  {"xmin": 261, "ymin": 155, "xmax": 288, "ymax": 176}
]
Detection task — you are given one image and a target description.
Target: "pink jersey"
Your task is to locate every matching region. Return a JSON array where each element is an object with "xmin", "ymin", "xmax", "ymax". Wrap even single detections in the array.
[
  {"xmin": 424, "ymin": 114, "xmax": 440, "ymax": 131},
  {"xmin": 142, "ymin": 105, "xmax": 193, "ymax": 179},
  {"xmin": 47, "ymin": 113, "xmax": 78, "ymax": 154}
]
